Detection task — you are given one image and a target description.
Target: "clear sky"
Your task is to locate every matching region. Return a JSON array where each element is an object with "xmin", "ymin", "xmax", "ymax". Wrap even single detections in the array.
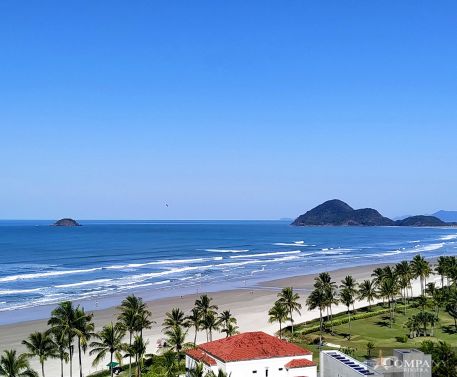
[{"xmin": 1, "ymin": 1, "xmax": 456, "ymax": 220}]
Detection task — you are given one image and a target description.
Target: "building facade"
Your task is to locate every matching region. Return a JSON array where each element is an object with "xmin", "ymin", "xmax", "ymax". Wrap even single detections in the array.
[{"xmin": 185, "ymin": 332, "xmax": 317, "ymax": 377}]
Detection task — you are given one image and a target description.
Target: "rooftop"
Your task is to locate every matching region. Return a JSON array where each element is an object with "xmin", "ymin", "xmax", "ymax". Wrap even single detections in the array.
[
  {"xmin": 321, "ymin": 350, "xmax": 381, "ymax": 376},
  {"xmin": 186, "ymin": 348, "xmax": 217, "ymax": 366},
  {"xmin": 187, "ymin": 332, "xmax": 312, "ymax": 363},
  {"xmin": 284, "ymin": 358, "xmax": 317, "ymax": 369}
]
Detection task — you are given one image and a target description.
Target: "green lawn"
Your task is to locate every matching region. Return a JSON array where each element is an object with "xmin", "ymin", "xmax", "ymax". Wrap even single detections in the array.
[{"xmin": 293, "ymin": 303, "xmax": 457, "ymax": 363}]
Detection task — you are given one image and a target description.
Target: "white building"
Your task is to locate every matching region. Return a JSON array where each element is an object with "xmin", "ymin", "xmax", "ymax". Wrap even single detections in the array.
[
  {"xmin": 185, "ymin": 331, "xmax": 317, "ymax": 377},
  {"xmin": 320, "ymin": 350, "xmax": 381, "ymax": 377}
]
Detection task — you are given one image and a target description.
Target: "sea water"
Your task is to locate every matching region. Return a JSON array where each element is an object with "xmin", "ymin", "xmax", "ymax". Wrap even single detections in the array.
[{"xmin": 0, "ymin": 220, "xmax": 456, "ymax": 323}]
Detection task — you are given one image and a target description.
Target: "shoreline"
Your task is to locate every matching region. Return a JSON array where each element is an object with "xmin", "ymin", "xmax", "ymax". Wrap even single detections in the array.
[{"xmin": 0, "ymin": 260, "xmax": 436, "ymax": 376}]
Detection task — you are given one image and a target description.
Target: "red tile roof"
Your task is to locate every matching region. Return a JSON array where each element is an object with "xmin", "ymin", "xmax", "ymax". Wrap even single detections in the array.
[
  {"xmin": 196, "ymin": 332, "xmax": 312, "ymax": 363},
  {"xmin": 284, "ymin": 358, "xmax": 317, "ymax": 368},
  {"xmin": 186, "ymin": 348, "xmax": 217, "ymax": 366}
]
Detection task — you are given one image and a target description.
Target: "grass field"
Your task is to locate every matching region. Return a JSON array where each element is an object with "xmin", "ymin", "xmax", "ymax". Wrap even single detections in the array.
[{"xmin": 293, "ymin": 301, "xmax": 457, "ymax": 364}]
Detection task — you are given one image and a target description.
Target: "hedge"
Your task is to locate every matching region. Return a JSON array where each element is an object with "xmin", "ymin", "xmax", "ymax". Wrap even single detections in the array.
[{"xmin": 295, "ymin": 305, "xmax": 412, "ymax": 335}]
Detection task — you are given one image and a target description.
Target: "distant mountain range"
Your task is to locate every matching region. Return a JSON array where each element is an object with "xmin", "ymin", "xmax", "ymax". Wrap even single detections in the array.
[
  {"xmin": 432, "ymin": 210, "xmax": 457, "ymax": 222},
  {"xmin": 292, "ymin": 200, "xmax": 455, "ymax": 227}
]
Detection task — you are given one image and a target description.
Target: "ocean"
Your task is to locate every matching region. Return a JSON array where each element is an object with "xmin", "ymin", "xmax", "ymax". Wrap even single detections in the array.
[{"xmin": 0, "ymin": 220, "xmax": 456, "ymax": 324}]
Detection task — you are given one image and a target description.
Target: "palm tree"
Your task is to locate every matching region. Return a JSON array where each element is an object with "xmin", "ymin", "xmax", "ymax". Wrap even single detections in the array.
[
  {"xmin": 306, "ymin": 288, "xmax": 326, "ymax": 345},
  {"xmin": 371, "ymin": 267, "xmax": 385, "ymax": 288},
  {"xmin": 406, "ymin": 315, "xmax": 421, "ymax": 338},
  {"xmin": 163, "ymin": 308, "xmax": 187, "ymax": 331},
  {"xmin": 218, "ymin": 310, "xmax": 237, "ymax": 337},
  {"xmin": 127, "ymin": 336, "xmax": 148, "ymax": 377},
  {"xmin": 201, "ymin": 312, "xmax": 219, "ymax": 342},
  {"xmin": 74, "ymin": 307, "xmax": 94, "ymax": 377},
  {"xmin": 164, "ymin": 325, "xmax": 189, "ymax": 362},
  {"xmin": 194, "ymin": 295, "xmax": 218, "ymax": 341},
  {"xmin": 366, "ymin": 342, "xmax": 375, "ymax": 358},
  {"xmin": 49, "ymin": 328, "xmax": 68, "ymax": 377},
  {"xmin": 117, "ymin": 295, "xmax": 153, "ymax": 377},
  {"xmin": 157, "ymin": 351, "xmax": 177, "ymax": 377},
  {"xmin": 357, "ymin": 280, "xmax": 378, "ymax": 310},
  {"xmin": 340, "ymin": 276, "xmax": 358, "ymax": 312},
  {"xmin": 22, "ymin": 332, "xmax": 58, "ymax": 377},
  {"xmin": 0, "ymin": 350, "xmax": 37, "ymax": 377},
  {"xmin": 117, "ymin": 307, "xmax": 138, "ymax": 377},
  {"xmin": 89, "ymin": 323, "xmax": 126, "ymax": 377},
  {"xmin": 268, "ymin": 301, "xmax": 289, "ymax": 339},
  {"xmin": 188, "ymin": 362, "xmax": 205, "ymax": 377},
  {"xmin": 339, "ymin": 287, "xmax": 354, "ymax": 340},
  {"xmin": 186, "ymin": 308, "xmax": 202, "ymax": 346},
  {"xmin": 315, "ymin": 273, "xmax": 338, "ymax": 332},
  {"xmin": 48, "ymin": 301, "xmax": 78, "ymax": 377},
  {"xmin": 194, "ymin": 295, "xmax": 218, "ymax": 316},
  {"xmin": 378, "ymin": 277, "xmax": 398, "ymax": 327},
  {"xmin": 395, "ymin": 261, "xmax": 412, "ymax": 314},
  {"xmin": 436, "ymin": 256, "xmax": 448, "ymax": 287},
  {"xmin": 221, "ymin": 322, "xmax": 239, "ymax": 338},
  {"xmin": 277, "ymin": 287, "xmax": 302, "ymax": 336},
  {"xmin": 218, "ymin": 310, "xmax": 236, "ymax": 330},
  {"xmin": 447, "ymin": 296, "xmax": 457, "ymax": 331},
  {"xmin": 411, "ymin": 255, "xmax": 431, "ymax": 295},
  {"xmin": 136, "ymin": 309, "xmax": 153, "ymax": 341}
]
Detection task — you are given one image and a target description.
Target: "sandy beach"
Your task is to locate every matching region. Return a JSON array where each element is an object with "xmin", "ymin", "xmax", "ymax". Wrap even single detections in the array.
[{"xmin": 0, "ymin": 262, "xmax": 438, "ymax": 376}]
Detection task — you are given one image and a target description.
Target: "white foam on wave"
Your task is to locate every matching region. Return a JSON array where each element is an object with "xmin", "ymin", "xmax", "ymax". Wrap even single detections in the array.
[
  {"xmin": 0, "ymin": 287, "xmax": 44, "ymax": 295},
  {"xmin": 412, "ymin": 243, "xmax": 445, "ymax": 253},
  {"xmin": 55, "ymin": 279, "xmax": 113, "ymax": 288},
  {"xmin": 106, "ymin": 258, "xmax": 207, "ymax": 270},
  {"xmin": 230, "ymin": 250, "xmax": 301, "ymax": 259},
  {"xmin": 0, "ymin": 257, "xmax": 212, "ymax": 284},
  {"xmin": 118, "ymin": 280, "xmax": 171, "ymax": 291},
  {"xmin": 408, "ymin": 240, "xmax": 421, "ymax": 243},
  {"xmin": 0, "ymin": 267, "xmax": 102, "ymax": 283},
  {"xmin": 273, "ymin": 242, "xmax": 312, "ymax": 247},
  {"xmin": 440, "ymin": 234, "xmax": 457, "ymax": 241},
  {"xmin": 203, "ymin": 249, "xmax": 250, "ymax": 253},
  {"xmin": 115, "ymin": 265, "xmax": 214, "ymax": 286},
  {"xmin": 217, "ymin": 255, "xmax": 300, "ymax": 268},
  {"xmin": 372, "ymin": 250, "xmax": 402, "ymax": 257}
]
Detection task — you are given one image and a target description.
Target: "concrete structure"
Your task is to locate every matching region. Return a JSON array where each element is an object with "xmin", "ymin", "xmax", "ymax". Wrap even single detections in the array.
[
  {"xmin": 320, "ymin": 349, "xmax": 431, "ymax": 377},
  {"xmin": 375, "ymin": 349, "xmax": 432, "ymax": 377},
  {"xmin": 320, "ymin": 350, "xmax": 381, "ymax": 377},
  {"xmin": 185, "ymin": 332, "xmax": 317, "ymax": 377}
]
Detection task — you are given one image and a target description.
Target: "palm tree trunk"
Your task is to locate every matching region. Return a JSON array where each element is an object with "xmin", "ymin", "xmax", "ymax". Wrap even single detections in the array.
[
  {"xmin": 329, "ymin": 305, "xmax": 334, "ymax": 334},
  {"xmin": 129, "ymin": 332, "xmax": 132, "ymax": 377},
  {"xmin": 347, "ymin": 308, "xmax": 351, "ymax": 341},
  {"xmin": 69, "ymin": 337, "xmax": 73, "ymax": 377},
  {"xmin": 41, "ymin": 361, "xmax": 45, "ymax": 377},
  {"xmin": 279, "ymin": 321, "xmax": 282, "ymax": 339},
  {"xmin": 319, "ymin": 308, "xmax": 323, "ymax": 345},
  {"xmin": 193, "ymin": 327, "xmax": 198, "ymax": 346},
  {"xmin": 290, "ymin": 309, "xmax": 294, "ymax": 335},
  {"xmin": 60, "ymin": 357, "xmax": 63, "ymax": 377},
  {"xmin": 404, "ymin": 288, "xmax": 407, "ymax": 315},
  {"xmin": 110, "ymin": 352, "xmax": 114, "ymax": 377},
  {"xmin": 78, "ymin": 338, "xmax": 83, "ymax": 377}
]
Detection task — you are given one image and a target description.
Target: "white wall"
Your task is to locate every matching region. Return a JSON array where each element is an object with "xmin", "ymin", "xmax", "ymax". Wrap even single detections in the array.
[
  {"xmin": 224, "ymin": 355, "xmax": 316, "ymax": 377},
  {"xmin": 186, "ymin": 354, "xmax": 317, "ymax": 377}
]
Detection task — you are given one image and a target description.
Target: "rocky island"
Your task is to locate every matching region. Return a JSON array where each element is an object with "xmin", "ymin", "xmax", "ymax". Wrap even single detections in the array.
[
  {"xmin": 292, "ymin": 199, "xmax": 454, "ymax": 227},
  {"xmin": 53, "ymin": 218, "xmax": 81, "ymax": 226}
]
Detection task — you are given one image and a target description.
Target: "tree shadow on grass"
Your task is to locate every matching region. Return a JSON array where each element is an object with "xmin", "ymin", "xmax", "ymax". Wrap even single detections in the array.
[
  {"xmin": 441, "ymin": 325, "xmax": 457, "ymax": 335},
  {"xmin": 374, "ymin": 320, "xmax": 390, "ymax": 327}
]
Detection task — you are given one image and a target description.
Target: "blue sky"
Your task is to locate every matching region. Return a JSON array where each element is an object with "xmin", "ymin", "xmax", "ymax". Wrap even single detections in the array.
[{"xmin": 1, "ymin": 1, "xmax": 456, "ymax": 219}]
